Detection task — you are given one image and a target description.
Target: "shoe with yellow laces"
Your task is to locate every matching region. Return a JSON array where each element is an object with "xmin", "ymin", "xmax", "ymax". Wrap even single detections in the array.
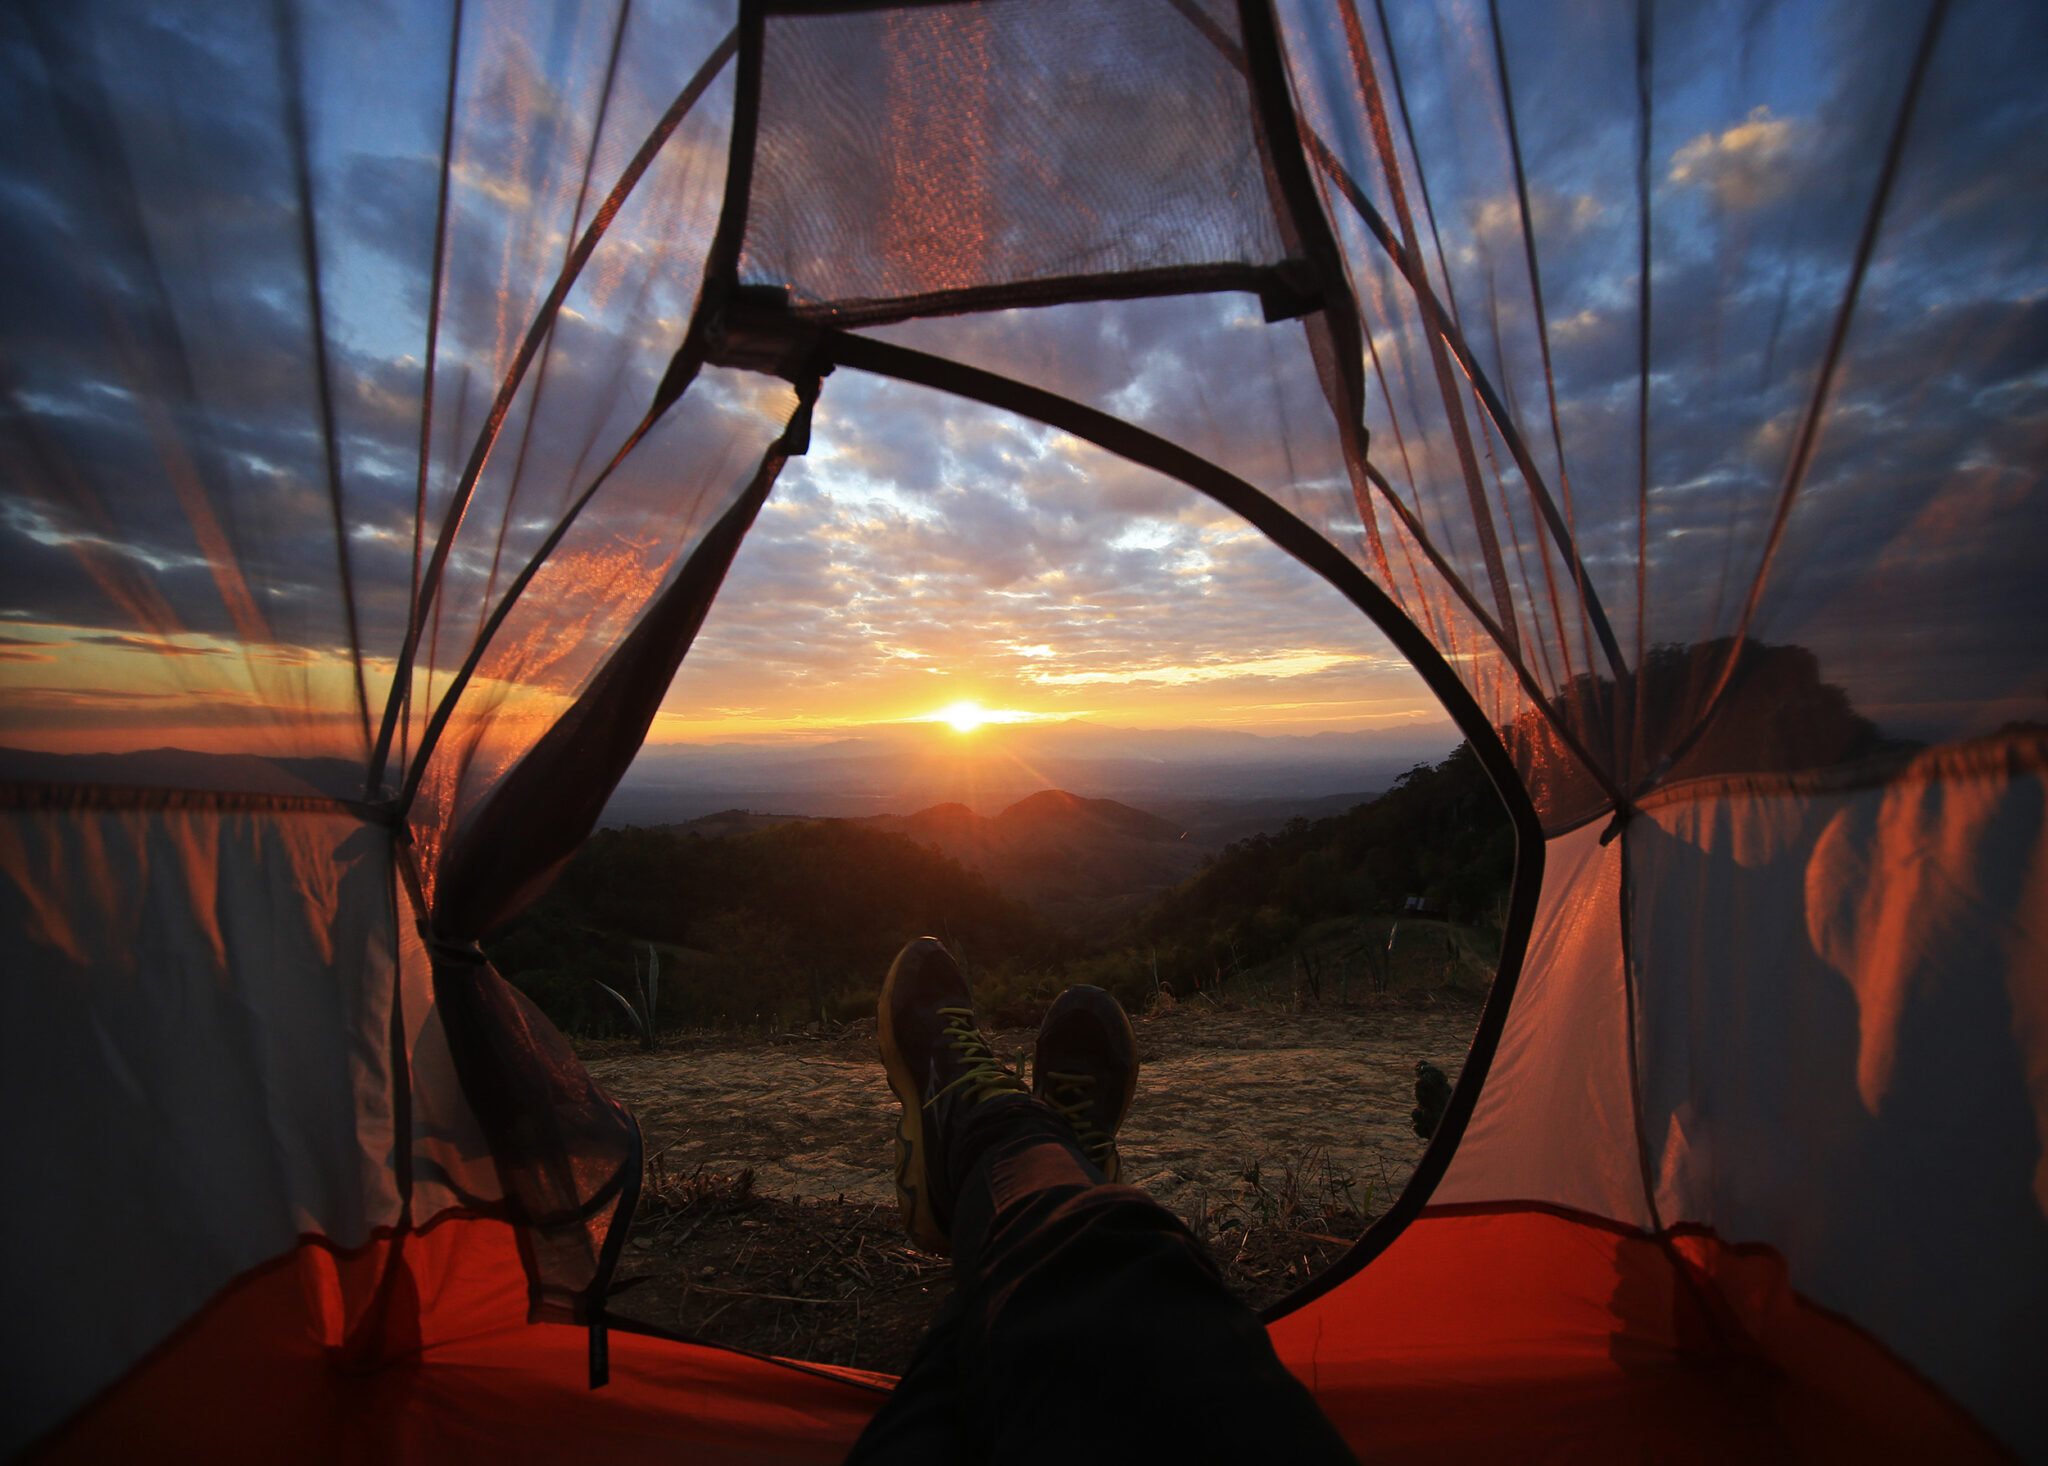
[
  {"xmin": 1032, "ymin": 985, "xmax": 1139, "ymax": 1182},
  {"xmin": 878, "ymin": 937, "xmax": 1029, "ymax": 1253}
]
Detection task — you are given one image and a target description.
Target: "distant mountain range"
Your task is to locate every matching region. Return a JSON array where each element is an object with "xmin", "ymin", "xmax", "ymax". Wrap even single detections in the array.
[
  {"xmin": 657, "ymin": 785, "xmax": 1392, "ymax": 932},
  {"xmin": 602, "ymin": 718, "xmax": 1456, "ymax": 827},
  {"xmin": 860, "ymin": 789, "xmax": 1202, "ymax": 915}
]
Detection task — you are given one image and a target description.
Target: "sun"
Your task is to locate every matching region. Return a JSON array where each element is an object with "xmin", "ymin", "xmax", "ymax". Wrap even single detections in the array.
[{"xmin": 938, "ymin": 699, "xmax": 987, "ymax": 734}]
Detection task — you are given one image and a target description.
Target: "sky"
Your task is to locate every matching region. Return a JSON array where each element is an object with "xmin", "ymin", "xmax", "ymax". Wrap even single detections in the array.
[
  {"xmin": 648, "ymin": 332, "xmax": 1446, "ymax": 744},
  {"xmin": 1, "ymin": 0, "xmax": 2042, "ymax": 805}
]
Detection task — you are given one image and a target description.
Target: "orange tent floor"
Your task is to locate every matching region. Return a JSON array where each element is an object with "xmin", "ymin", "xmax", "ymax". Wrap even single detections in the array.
[{"xmin": 33, "ymin": 1209, "xmax": 2007, "ymax": 1464}]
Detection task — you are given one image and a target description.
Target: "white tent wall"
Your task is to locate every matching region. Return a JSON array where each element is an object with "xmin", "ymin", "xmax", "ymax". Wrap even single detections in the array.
[
  {"xmin": 0, "ymin": 803, "xmax": 408, "ymax": 1457},
  {"xmin": 1434, "ymin": 819, "xmax": 1653, "ymax": 1231},
  {"xmin": 1424, "ymin": 733, "xmax": 2048, "ymax": 1455},
  {"xmin": 1633, "ymin": 740, "xmax": 2048, "ymax": 1452},
  {"xmin": 1, "ymin": 0, "xmax": 770, "ymax": 1449}
]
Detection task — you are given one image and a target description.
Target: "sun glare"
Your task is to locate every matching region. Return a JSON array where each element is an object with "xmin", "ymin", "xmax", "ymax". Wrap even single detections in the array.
[{"xmin": 939, "ymin": 699, "xmax": 986, "ymax": 734}]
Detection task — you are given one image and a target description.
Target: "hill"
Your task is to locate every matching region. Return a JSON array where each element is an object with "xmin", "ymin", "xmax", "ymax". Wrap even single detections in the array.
[
  {"xmin": 485, "ymin": 747, "xmax": 1512, "ymax": 1037},
  {"xmin": 598, "ymin": 719, "xmax": 1450, "ymax": 827},
  {"xmin": 861, "ymin": 789, "xmax": 1205, "ymax": 930},
  {"xmin": 483, "ymin": 819, "xmax": 1051, "ymax": 1033},
  {"xmin": 1092, "ymin": 741, "xmax": 1513, "ymax": 1004}
]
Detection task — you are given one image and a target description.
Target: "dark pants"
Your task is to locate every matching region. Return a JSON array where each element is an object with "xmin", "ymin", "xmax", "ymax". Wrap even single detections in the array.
[{"xmin": 844, "ymin": 1095, "xmax": 1359, "ymax": 1465}]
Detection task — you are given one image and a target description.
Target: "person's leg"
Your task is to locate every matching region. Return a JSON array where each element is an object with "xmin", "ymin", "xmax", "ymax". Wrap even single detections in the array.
[
  {"xmin": 944, "ymin": 1104, "xmax": 1358, "ymax": 1463},
  {"xmin": 846, "ymin": 943, "xmax": 1356, "ymax": 1465},
  {"xmin": 844, "ymin": 937, "xmax": 1029, "ymax": 1464},
  {"xmin": 838, "ymin": 1289, "xmax": 965, "ymax": 1465}
]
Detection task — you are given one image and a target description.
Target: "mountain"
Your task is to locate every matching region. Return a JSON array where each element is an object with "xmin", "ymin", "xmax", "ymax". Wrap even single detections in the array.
[
  {"xmin": 859, "ymin": 789, "xmax": 1206, "ymax": 930},
  {"xmin": 1141, "ymin": 791, "xmax": 1385, "ymax": 847},
  {"xmin": 600, "ymin": 718, "xmax": 1456, "ymax": 827}
]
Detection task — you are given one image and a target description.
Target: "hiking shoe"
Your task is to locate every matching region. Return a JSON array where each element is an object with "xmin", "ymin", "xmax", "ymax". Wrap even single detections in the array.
[
  {"xmin": 1033, "ymin": 985, "xmax": 1139, "ymax": 1182},
  {"xmin": 877, "ymin": 937, "xmax": 1027, "ymax": 1252}
]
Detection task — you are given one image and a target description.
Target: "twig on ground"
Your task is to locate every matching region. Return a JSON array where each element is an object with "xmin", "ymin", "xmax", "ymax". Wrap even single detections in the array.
[{"xmin": 688, "ymin": 1283, "xmax": 855, "ymax": 1306}]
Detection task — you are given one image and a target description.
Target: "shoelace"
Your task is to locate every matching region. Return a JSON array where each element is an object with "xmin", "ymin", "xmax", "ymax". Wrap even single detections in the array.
[
  {"xmin": 1043, "ymin": 1071, "xmax": 1113, "ymax": 1168},
  {"xmin": 925, "ymin": 1007, "xmax": 1027, "ymax": 1110}
]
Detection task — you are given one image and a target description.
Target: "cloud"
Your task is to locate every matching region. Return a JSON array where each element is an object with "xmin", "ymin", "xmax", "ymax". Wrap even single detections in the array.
[
  {"xmin": 0, "ymin": 633, "xmax": 58, "ymax": 663},
  {"xmin": 77, "ymin": 634, "xmax": 228, "ymax": 657},
  {"xmin": 7, "ymin": 0, "xmax": 2042, "ymax": 777},
  {"xmin": 651, "ymin": 348, "xmax": 1442, "ymax": 737},
  {"xmin": 1029, "ymin": 652, "xmax": 1364, "ymax": 688},
  {"xmin": 1668, "ymin": 107, "xmax": 1804, "ymax": 212}
]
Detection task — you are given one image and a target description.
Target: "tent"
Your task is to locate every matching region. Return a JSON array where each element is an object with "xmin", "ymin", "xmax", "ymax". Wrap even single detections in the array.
[{"xmin": 4, "ymin": 0, "xmax": 2043, "ymax": 1458}]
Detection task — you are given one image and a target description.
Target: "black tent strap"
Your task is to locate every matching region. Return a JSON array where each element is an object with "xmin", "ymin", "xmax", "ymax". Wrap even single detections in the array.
[
  {"xmin": 1236, "ymin": 0, "xmax": 1373, "ymax": 445},
  {"xmin": 756, "ymin": 262, "xmax": 1321, "ymax": 332}
]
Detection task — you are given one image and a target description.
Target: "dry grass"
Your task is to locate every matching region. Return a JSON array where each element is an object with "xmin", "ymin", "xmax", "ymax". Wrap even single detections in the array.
[
  {"xmin": 594, "ymin": 994, "xmax": 1479, "ymax": 1373},
  {"xmin": 613, "ymin": 1158, "xmax": 947, "ymax": 1372},
  {"xmin": 611, "ymin": 1141, "xmax": 1389, "ymax": 1373}
]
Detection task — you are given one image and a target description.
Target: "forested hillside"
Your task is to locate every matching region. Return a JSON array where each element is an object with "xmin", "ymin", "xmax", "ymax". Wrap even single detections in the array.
[
  {"xmin": 1067, "ymin": 741, "xmax": 1513, "ymax": 1005},
  {"xmin": 859, "ymin": 789, "xmax": 1205, "ymax": 930},
  {"xmin": 486, "ymin": 743, "xmax": 1513, "ymax": 1036},
  {"xmin": 484, "ymin": 820, "xmax": 1053, "ymax": 1033}
]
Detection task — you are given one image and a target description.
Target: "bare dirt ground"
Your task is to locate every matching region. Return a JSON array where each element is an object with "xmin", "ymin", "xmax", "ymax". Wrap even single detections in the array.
[{"xmin": 585, "ymin": 990, "xmax": 1484, "ymax": 1377}]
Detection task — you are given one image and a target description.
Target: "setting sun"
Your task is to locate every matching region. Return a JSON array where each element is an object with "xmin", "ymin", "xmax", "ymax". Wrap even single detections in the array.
[{"xmin": 939, "ymin": 700, "xmax": 987, "ymax": 734}]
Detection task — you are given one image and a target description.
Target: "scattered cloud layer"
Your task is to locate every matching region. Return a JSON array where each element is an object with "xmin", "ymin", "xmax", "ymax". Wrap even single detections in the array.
[
  {"xmin": 653, "ymin": 364, "xmax": 1440, "ymax": 740},
  {"xmin": 3, "ymin": 0, "xmax": 2042, "ymax": 779}
]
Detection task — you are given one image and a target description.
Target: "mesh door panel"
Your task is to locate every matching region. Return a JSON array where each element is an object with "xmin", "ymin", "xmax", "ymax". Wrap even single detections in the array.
[{"xmin": 744, "ymin": 0, "xmax": 1288, "ymax": 313}]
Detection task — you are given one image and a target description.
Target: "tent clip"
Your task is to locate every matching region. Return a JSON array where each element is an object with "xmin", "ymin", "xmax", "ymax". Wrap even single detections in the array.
[
  {"xmin": 706, "ymin": 283, "xmax": 824, "ymax": 379},
  {"xmin": 1258, "ymin": 258, "xmax": 1322, "ymax": 322}
]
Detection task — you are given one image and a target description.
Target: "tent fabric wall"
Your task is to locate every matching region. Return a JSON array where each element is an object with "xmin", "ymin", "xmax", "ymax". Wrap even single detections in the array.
[
  {"xmin": 32, "ymin": 1216, "xmax": 884, "ymax": 1466},
  {"xmin": 1433, "ymin": 819, "xmax": 1651, "ymax": 1230},
  {"xmin": 1426, "ymin": 731, "xmax": 2048, "ymax": 1456},
  {"xmin": 0, "ymin": 799, "xmax": 408, "ymax": 1453},
  {"xmin": 5, "ymin": 0, "xmax": 2044, "ymax": 1459},
  {"xmin": 1631, "ymin": 734, "xmax": 2048, "ymax": 1450}
]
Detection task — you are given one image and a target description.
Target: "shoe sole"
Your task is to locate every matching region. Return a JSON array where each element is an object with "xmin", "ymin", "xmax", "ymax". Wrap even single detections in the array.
[{"xmin": 877, "ymin": 948, "xmax": 951, "ymax": 1254}]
